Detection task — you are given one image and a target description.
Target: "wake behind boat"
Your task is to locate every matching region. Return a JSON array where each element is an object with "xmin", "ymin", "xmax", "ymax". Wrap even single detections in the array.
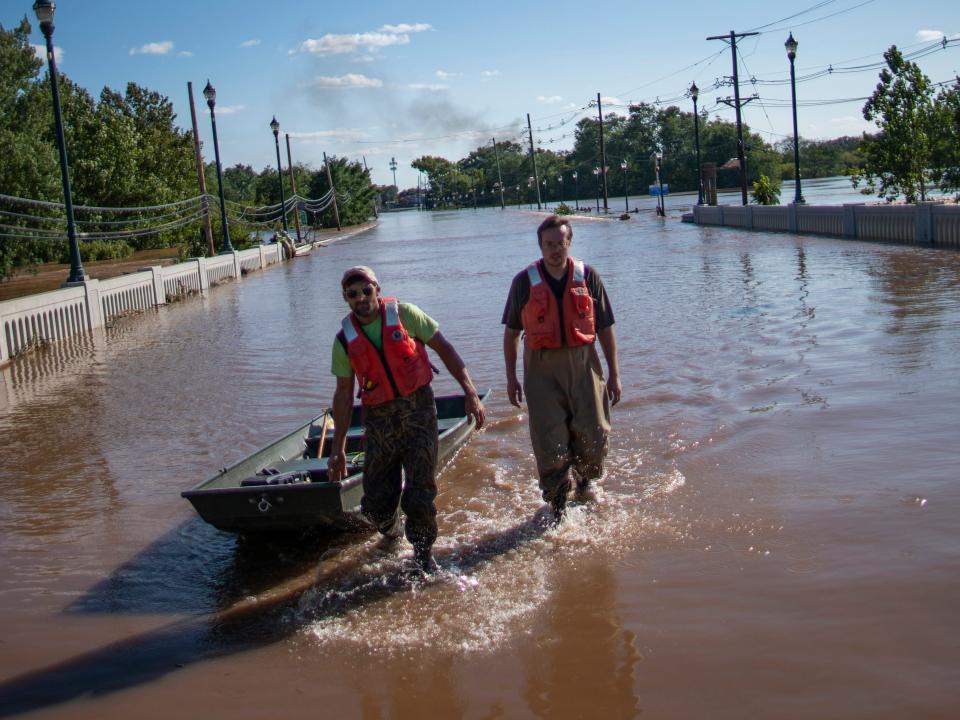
[{"xmin": 181, "ymin": 390, "xmax": 488, "ymax": 534}]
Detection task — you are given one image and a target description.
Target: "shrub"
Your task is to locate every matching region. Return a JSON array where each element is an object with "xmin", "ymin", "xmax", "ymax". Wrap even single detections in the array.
[
  {"xmin": 554, "ymin": 202, "xmax": 573, "ymax": 215},
  {"xmin": 751, "ymin": 175, "xmax": 781, "ymax": 205},
  {"xmin": 59, "ymin": 239, "xmax": 134, "ymax": 264}
]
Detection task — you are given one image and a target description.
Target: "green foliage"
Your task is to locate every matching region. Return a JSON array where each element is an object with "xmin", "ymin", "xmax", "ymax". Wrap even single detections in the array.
[
  {"xmin": 554, "ymin": 202, "xmax": 573, "ymax": 215},
  {"xmin": 856, "ymin": 46, "xmax": 939, "ymax": 202},
  {"xmin": 307, "ymin": 156, "xmax": 377, "ymax": 227},
  {"xmin": 751, "ymin": 175, "xmax": 781, "ymax": 205},
  {"xmin": 59, "ymin": 239, "xmax": 133, "ymax": 264}
]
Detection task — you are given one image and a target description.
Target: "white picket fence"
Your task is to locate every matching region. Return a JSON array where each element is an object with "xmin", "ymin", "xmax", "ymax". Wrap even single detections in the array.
[
  {"xmin": 1, "ymin": 244, "xmax": 282, "ymax": 364},
  {"xmin": 691, "ymin": 202, "xmax": 960, "ymax": 249}
]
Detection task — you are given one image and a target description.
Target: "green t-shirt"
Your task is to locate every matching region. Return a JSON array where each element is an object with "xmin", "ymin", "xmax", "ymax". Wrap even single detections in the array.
[{"xmin": 331, "ymin": 302, "xmax": 439, "ymax": 378}]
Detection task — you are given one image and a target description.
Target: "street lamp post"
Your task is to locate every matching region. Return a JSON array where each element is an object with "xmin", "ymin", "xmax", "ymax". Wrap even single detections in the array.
[
  {"xmin": 690, "ymin": 81, "xmax": 704, "ymax": 205},
  {"xmin": 593, "ymin": 167, "xmax": 600, "ymax": 213},
  {"xmin": 785, "ymin": 32, "xmax": 805, "ymax": 204},
  {"xmin": 389, "ymin": 157, "xmax": 398, "ymax": 192},
  {"xmin": 620, "ymin": 160, "xmax": 629, "ymax": 213},
  {"xmin": 33, "ymin": 0, "xmax": 86, "ymax": 283},
  {"xmin": 558, "ymin": 175, "xmax": 564, "ymax": 206},
  {"xmin": 515, "ymin": 185, "xmax": 521, "ymax": 207},
  {"xmin": 202, "ymin": 80, "xmax": 234, "ymax": 253},
  {"xmin": 269, "ymin": 117, "xmax": 289, "ymax": 233},
  {"xmin": 528, "ymin": 177, "xmax": 534, "ymax": 210},
  {"xmin": 542, "ymin": 177, "xmax": 548, "ymax": 208},
  {"xmin": 572, "ymin": 171, "xmax": 579, "ymax": 211},
  {"xmin": 651, "ymin": 151, "xmax": 665, "ymax": 217}
]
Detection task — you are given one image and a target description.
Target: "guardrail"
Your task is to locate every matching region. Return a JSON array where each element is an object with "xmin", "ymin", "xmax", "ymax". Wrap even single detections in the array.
[
  {"xmin": 691, "ymin": 202, "xmax": 960, "ymax": 249},
  {"xmin": 0, "ymin": 246, "xmax": 284, "ymax": 365}
]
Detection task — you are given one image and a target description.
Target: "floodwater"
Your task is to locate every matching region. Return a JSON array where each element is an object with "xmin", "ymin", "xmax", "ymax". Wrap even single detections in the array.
[{"xmin": 1, "ymin": 198, "xmax": 959, "ymax": 719}]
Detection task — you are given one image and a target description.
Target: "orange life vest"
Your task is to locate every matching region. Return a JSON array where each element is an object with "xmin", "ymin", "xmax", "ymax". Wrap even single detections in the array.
[
  {"xmin": 340, "ymin": 297, "xmax": 434, "ymax": 406},
  {"xmin": 520, "ymin": 259, "xmax": 596, "ymax": 349}
]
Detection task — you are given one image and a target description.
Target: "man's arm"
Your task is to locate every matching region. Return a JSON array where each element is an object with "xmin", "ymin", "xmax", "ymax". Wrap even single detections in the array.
[
  {"xmin": 425, "ymin": 331, "xmax": 485, "ymax": 429},
  {"xmin": 503, "ymin": 327, "xmax": 523, "ymax": 408},
  {"xmin": 327, "ymin": 375, "xmax": 355, "ymax": 482},
  {"xmin": 597, "ymin": 325, "xmax": 621, "ymax": 406}
]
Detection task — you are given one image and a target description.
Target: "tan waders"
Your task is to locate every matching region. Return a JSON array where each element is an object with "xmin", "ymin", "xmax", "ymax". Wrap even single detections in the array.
[{"xmin": 523, "ymin": 343, "xmax": 610, "ymax": 518}]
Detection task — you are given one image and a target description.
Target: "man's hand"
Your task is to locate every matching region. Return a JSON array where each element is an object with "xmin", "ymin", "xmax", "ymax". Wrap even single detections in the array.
[
  {"xmin": 465, "ymin": 391, "xmax": 486, "ymax": 429},
  {"xmin": 506, "ymin": 374, "xmax": 523, "ymax": 408},
  {"xmin": 327, "ymin": 449, "xmax": 347, "ymax": 483},
  {"xmin": 606, "ymin": 372, "xmax": 622, "ymax": 407}
]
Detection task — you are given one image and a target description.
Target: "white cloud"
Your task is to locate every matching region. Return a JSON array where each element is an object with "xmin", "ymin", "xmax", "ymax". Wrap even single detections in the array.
[
  {"xmin": 30, "ymin": 44, "xmax": 63, "ymax": 64},
  {"xmin": 307, "ymin": 74, "xmax": 384, "ymax": 89},
  {"xmin": 130, "ymin": 41, "xmax": 174, "ymax": 56},
  {"xmin": 288, "ymin": 129, "xmax": 370, "ymax": 143},
  {"xmin": 537, "ymin": 95, "xmax": 563, "ymax": 104},
  {"xmin": 435, "ymin": 70, "xmax": 461, "ymax": 80},
  {"xmin": 178, "ymin": 51, "xmax": 193, "ymax": 57},
  {"xmin": 291, "ymin": 23, "xmax": 432, "ymax": 56},
  {"xmin": 216, "ymin": 105, "xmax": 246, "ymax": 115},
  {"xmin": 916, "ymin": 29, "xmax": 944, "ymax": 42},
  {"xmin": 480, "ymin": 70, "xmax": 501, "ymax": 80},
  {"xmin": 600, "ymin": 95, "xmax": 624, "ymax": 106},
  {"xmin": 240, "ymin": 39, "xmax": 261, "ymax": 48},
  {"xmin": 408, "ymin": 83, "xmax": 448, "ymax": 91},
  {"xmin": 378, "ymin": 23, "xmax": 431, "ymax": 34}
]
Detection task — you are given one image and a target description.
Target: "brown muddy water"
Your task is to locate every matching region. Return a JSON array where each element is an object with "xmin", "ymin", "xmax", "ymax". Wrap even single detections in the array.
[{"xmin": 1, "ymin": 204, "xmax": 959, "ymax": 719}]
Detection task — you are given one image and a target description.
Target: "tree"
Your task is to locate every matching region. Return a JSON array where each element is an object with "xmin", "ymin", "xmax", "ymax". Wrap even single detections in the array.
[
  {"xmin": 856, "ymin": 46, "xmax": 939, "ymax": 202},
  {"xmin": 931, "ymin": 77, "xmax": 960, "ymax": 196}
]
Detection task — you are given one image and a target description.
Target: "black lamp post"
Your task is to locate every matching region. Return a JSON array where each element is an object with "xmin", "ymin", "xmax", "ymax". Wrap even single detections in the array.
[
  {"xmin": 542, "ymin": 177, "xmax": 548, "ymax": 208},
  {"xmin": 528, "ymin": 177, "xmax": 534, "ymax": 210},
  {"xmin": 620, "ymin": 160, "xmax": 629, "ymax": 213},
  {"xmin": 270, "ymin": 117, "xmax": 289, "ymax": 233},
  {"xmin": 785, "ymin": 32, "xmax": 805, "ymax": 204},
  {"xmin": 515, "ymin": 184, "xmax": 521, "ymax": 207},
  {"xmin": 202, "ymin": 80, "xmax": 234, "ymax": 253},
  {"xmin": 389, "ymin": 157, "xmax": 398, "ymax": 190},
  {"xmin": 690, "ymin": 81, "xmax": 703, "ymax": 205},
  {"xmin": 572, "ymin": 170, "xmax": 579, "ymax": 211},
  {"xmin": 651, "ymin": 151, "xmax": 665, "ymax": 217},
  {"xmin": 593, "ymin": 167, "xmax": 600, "ymax": 213},
  {"xmin": 557, "ymin": 174, "xmax": 564, "ymax": 206},
  {"xmin": 33, "ymin": 0, "xmax": 85, "ymax": 283}
]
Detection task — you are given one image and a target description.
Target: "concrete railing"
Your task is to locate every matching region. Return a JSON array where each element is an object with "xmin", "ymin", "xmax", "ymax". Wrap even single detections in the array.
[
  {"xmin": 691, "ymin": 202, "xmax": 960, "ymax": 249},
  {"xmin": 0, "ymin": 245, "xmax": 285, "ymax": 365}
]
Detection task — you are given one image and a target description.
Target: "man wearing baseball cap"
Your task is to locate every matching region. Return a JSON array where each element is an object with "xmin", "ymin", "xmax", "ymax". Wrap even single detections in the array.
[{"xmin": 327, "ymin": 266, "xmax": 485, "ymax": 572}]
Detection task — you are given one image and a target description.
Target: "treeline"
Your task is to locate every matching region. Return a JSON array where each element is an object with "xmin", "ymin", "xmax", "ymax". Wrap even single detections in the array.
[
  {"xmin": 0, "ymin": 18, "xmax": 375, "ymax": 280},
  {"xmin": 411, "ymin": 47, "xmax": 960, "ymax": 207},
  {"xmin": 411, "ymin": 107, "xmax": 866, "ymax": 208}
]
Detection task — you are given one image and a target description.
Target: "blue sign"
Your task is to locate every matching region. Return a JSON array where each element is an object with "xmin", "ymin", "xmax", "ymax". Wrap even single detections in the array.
[{"xmin": 649, "ymin": 184, "xmax": 670, "ymax": 197}]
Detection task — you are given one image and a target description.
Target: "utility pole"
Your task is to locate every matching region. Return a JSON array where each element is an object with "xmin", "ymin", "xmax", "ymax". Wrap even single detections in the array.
[
  {"xmin": 362, "ymin": 155, "xmax": 378, "ymax": 219},
  {"xmin": 492, "ymin": 137, "xmax": 505, "ymax": 210},
  {"xmin": 597, "ymin": 93, "xmax": 609, "ymax": 211},
  {"xmin": 285, "ymin": 133, "xmax": 303, "ymax": 242},
  {"xmin": 707, "ymin": 29, "xmax": 758, "ymax": 206},
  {"xmin": 526, "ymin": 113, "xmax": 542, "ymax": 210},
  {"xmin": 323, "ymin": 151, "xmax": 342, "ymax": 231},
  {"xmin": 187, "ymin": 82, "xmax": 215, "ymax": 256}
]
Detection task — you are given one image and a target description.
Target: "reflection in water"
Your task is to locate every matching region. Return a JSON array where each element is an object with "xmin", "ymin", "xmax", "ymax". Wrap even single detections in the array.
[{"xmin": 522, "ymin": 556, "xmax": 640, "ymax": 719}]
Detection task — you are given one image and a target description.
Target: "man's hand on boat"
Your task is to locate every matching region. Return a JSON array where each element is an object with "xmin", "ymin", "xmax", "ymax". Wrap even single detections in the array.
[
  {"xmin": 466, "ymin": 390, "xmax": 486, "ymax": 430},
  {"xmin": 328, "ymin": 449, "xmax": 347, "ymax": 483}
]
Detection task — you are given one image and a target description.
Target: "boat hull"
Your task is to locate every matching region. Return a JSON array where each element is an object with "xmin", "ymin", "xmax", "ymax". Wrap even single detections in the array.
[{"xmin": 182, "ymin": 391, "xmax": 486, "ymax": 534}]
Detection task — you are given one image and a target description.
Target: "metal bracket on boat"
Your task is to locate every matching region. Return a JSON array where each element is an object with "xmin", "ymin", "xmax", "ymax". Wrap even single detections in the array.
[{"xmin": 257, "ymin": 495, "xmax": 272, "ymax": 513}]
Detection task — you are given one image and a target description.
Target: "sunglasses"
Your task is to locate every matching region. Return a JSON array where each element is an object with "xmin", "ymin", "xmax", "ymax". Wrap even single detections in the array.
[{"xmin": 345, "ymin": 285, "xmax": 375, "ymax": 300}]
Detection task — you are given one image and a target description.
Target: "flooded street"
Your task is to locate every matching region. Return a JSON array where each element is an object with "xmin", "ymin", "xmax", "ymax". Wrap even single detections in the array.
[{"xmin": 1, "ymin": 202, "xmax": 959, "ymax": 718}]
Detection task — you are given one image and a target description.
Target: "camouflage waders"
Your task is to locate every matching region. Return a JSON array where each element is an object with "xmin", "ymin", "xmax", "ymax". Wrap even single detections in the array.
[
  {"xmin": 523, "ymin": 344, "xmax": 610, "ymax": 505},
  {"xmin": 360, "ymin": 384, "xmax": 439, "ymax": 554}
]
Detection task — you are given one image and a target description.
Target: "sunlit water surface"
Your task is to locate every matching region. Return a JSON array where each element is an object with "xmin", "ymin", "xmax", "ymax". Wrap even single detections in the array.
[{"xmin": 1, "ymin": 201, "xmax": 958, "ymax": 719}]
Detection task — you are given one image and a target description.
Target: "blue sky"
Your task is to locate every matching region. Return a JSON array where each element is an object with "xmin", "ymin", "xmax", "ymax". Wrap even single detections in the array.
[{"xmin": 4, "ymin": 0, "xmax": 959, "ymax": 189}]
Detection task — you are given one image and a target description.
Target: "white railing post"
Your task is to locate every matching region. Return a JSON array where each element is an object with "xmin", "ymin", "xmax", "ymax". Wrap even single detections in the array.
[
  {"xmin": 258, "ymin": 244, "xmax": 268, "ymax": 269},
  {"xmin": 0, "ymin": 314, "xmax": 9, "ymax": 365},
  {"xmin": 232, "ymin": 250, "xmax": 242, "ymax": 279},
  {"xmin": 842, "ymin": 205, "xmax": 857, "ymax": 238},
  {"xmin": 788, "ymin": 203, "xmax": 798, "ymax": 233},
  {"xmin": 194, "ymin": 257, "xmax": 210, "ymax": 293},
  {"xmin": 139, "ymin": 266, "xmax": 167, "ymax": 307},
  {"xmin": 83, "ymin": 278, "xmax": 103, "ymax": 330}
]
